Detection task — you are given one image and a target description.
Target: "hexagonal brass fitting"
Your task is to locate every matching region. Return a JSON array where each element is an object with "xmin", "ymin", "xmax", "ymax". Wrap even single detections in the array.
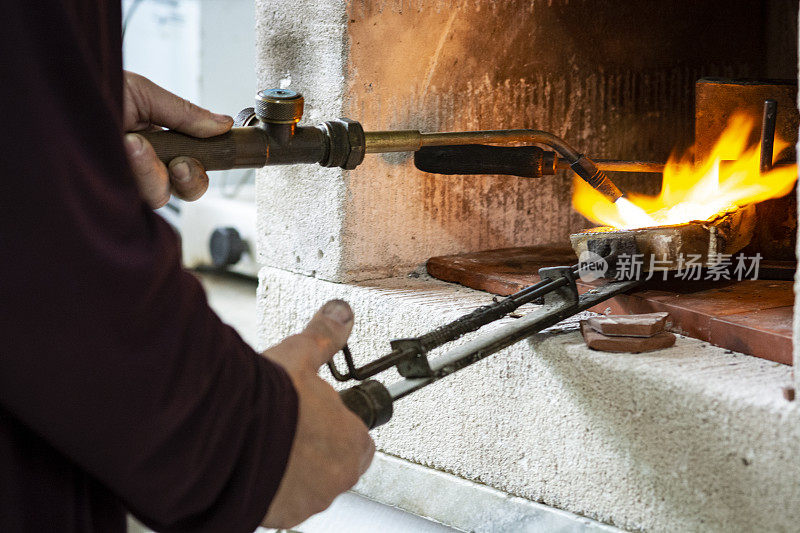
[{"xmin": 322, "ymin": 118, "xmax": 366, "ymax": 170}]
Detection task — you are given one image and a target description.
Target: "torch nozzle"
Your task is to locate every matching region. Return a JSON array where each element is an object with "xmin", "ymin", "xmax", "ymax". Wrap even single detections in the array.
[{"xmin": 570, "ymin": 155, "xmax": 625, "ymax": 202}]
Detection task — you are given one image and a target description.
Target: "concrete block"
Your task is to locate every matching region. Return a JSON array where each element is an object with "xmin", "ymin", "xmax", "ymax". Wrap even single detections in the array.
[
  {"xmin": 254, "ymin": 0, "xmax": 772, "ymax": 282},
  {"xmin": 258, "ymin": 267, "xmax": 800, "ymax": 533}
]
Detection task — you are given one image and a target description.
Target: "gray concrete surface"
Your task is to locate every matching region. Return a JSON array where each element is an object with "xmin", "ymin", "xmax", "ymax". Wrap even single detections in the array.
[
  {"xmin": 260, "ymin": 490, "xmax": 458, "ymax": 533},
  {"xmin": 354, "ymin": 452, "xmax": 624, "ymax": 533},
  {"xmin": 258, "ymin": 267, "xmax": 800, "ymax": 533}
]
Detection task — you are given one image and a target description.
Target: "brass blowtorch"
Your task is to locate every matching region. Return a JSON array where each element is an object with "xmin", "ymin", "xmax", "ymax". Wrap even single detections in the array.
[
  {"xmin": 142, "ymin": 88, "xmax": 662, "ymax": 428},
  {"xmin": 142, "ymin": 88, "xmax": 660, "ymax": 201}
]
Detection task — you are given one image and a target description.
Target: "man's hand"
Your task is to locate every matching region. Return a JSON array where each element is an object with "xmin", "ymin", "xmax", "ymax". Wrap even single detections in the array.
[
  {"xmin": 261, "ymin": 300, "xmax": 375, "ymax": 529},
  {"xmin": 122, "ymin": 71, "xmax": 233, "ymax": 208}
]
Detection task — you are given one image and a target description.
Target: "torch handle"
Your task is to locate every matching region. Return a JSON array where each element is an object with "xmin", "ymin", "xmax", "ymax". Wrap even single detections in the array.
[
  {"xmin": 414, "ymin": 144, "xmax": 556, "ymax": 178},
  {"xmin": 339, "ymin": 380, "xmax": 394, "ymax": 430},
  {"xmin": 139, "ymin": 128, "xmax": 269, "ymax": 171}
]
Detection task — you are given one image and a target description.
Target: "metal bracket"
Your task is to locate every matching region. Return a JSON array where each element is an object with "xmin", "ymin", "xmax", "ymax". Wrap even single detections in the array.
[
  {"xmin": 327, "ymin": 339, "xmax": 431, "ymax": 383},
  {"xmin": 392, "ymin": 338, "xmax": 434, "ymax": 378},
  {"xmin": 537, "ymin": 266, "xmax": 579, "ymax": 306},
  {"xmin": 327, "ymin": 344, "xmax": 361, "ymax": 382}
]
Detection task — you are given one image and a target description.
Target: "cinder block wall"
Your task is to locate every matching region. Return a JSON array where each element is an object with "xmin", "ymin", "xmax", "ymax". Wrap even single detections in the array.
[
  {"xmin": 253, "ymin": 2, "xmax": 800, "ymax": 529},
  {"xmin": 255, "ymin": 0, "xmax": 779, "ymax": 282}
]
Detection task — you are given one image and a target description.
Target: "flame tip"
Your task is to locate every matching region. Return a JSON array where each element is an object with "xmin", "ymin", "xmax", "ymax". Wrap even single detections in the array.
[{"xmin": 573, "ymin": 112, "xmax": 797, "ymax": 230}]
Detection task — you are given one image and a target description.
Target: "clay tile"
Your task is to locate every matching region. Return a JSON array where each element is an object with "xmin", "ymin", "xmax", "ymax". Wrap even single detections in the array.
[
  {"xmin": 581, "ymin": 321, "xmax": 676, "ymax": 353},
  {"xmin": 586, "ymin": 312, "xmax": 670, "ymax": 338}
]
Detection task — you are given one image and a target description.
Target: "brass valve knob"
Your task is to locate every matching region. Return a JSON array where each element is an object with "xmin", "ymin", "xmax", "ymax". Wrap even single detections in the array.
[{"xmin": 254, "ymin": 89, "xmax": 304, "ymax": 124}]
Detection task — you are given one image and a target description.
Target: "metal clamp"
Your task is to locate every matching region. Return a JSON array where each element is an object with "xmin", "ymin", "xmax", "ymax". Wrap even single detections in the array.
[
  {"xmin": 391, "ymin": 338, "xmax": 433, "ymax": 378},
  {"xmin": 327, "ymin": 339, "xmax": 432, "ymax": 382}
]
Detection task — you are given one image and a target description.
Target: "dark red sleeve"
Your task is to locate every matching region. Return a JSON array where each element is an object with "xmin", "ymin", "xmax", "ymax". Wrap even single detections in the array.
[{"xmin": 0, "ymin": 2, "xmax": 297, "ymax": 532}]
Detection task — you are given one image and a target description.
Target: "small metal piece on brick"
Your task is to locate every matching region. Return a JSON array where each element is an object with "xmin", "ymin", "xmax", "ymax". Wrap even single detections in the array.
[{"xmin": 570, "ymin": 206, "xmax": 756, "ymax": 272}]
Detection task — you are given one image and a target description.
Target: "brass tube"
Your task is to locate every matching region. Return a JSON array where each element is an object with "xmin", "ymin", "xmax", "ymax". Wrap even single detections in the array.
[
  {"xmin": 419, "ymin": 130, "xmax": 581, "ymax": 161},
  {"xmin": 563, "ymin": 160, "xmax": 794, "ymax": 174},
  {"xmin": 365, "ymin": 129, "xmax": 582, "ymax": 161},
  {"xmin": 364, "ymin": 130, "xmax": 423, "ymax": 153}
]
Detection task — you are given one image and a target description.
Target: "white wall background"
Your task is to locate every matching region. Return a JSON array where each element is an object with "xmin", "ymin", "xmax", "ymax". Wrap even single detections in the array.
[
  {"xmin": 122, "ymin": 0, "xmax": 202, "ymax": 103},
  {"xmin": 122, "ymin": 0, "xmax": 257, "ymax": 193},
  {"xmin": 122, "ymin": 0, "xmax": 256, "ymax": 113}
]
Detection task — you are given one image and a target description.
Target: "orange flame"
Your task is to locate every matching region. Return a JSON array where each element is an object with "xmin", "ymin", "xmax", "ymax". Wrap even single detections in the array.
[{"xmin": 572, "ymin": 114, "xmax": 798, "ymax": 229}]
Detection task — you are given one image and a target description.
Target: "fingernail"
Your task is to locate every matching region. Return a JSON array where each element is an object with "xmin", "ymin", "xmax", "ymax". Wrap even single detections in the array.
[
  {"xmin": 172, "ymin": 161, "xmax": 191, "ymax": 183},
  {"xmin": 321, "ymin": 299, "xmax": 353, "ymax": 325},
  {"xmin": 124, "ymin": 134, "xmax": 143, "ymax": 156},
  {"xmin": 212, "ymin": 113, "xmax": 232, "ymax": 124}
]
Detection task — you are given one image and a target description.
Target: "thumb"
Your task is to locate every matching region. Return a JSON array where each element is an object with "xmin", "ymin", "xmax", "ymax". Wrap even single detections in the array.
[
  {"xmin": 126, "ymin": 72, "xmax": 232, "ymax": 137},
  {"xmin": 298, "ymin": 300, "xmax": 354, "ymax": 370},
  {"xmin": 263, "ymin": 300, "xmax": 354, "ymax": 373}
]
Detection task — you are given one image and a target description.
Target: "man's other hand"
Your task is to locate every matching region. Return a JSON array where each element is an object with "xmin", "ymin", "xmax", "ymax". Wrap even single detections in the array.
[
  {"xmin": 122, "ymin": 71, "xmax": 233, "ymax": 208},
  {"xmin": 261, "ymin": 300, "xmax": 375, "ymax": 529}
]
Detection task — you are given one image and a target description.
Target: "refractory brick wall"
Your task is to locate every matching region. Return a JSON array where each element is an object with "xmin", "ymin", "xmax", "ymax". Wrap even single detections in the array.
[{"xmin": 254, "ymin": 0, "xmax": 790, "ymax": 282}]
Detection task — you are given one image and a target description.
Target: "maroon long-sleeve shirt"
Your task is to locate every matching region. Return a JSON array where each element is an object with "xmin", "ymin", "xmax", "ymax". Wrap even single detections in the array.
[{"xmin": 0, "ymin": 2, "xmax": 298, "ymax": 532}]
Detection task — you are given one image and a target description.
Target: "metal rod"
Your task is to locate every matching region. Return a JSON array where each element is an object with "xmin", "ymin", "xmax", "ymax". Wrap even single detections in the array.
[
  {"xmin": 386, "ymin": 279, "xmax": 642, "ymax": 401},
  {"xmin": 559, "ymin": 159, "xmax": 666, "ymax": 174},
  {"xmin": 364, "ymin": 130, "xmax": 422, "ymax": 153},
  {"xmin": 419, "ymin": 130, "xmax": 581, "ymax": 161},
  {"xmin": 760, "ymin": 99, "xmax": 778, "ymax": 173},
  {"xmin": 416, "ymin": 273, "xmax": 571, "ymax": 353},
  {"xmin": 365, "ymin": 129, "xmax": 581, "ymax": 161}
]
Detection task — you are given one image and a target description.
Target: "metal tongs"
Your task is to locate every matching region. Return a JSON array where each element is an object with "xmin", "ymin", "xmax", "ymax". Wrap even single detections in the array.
[{"xmin": 334, "ymin": 253, "xmax": 641, "ymax": 429}]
